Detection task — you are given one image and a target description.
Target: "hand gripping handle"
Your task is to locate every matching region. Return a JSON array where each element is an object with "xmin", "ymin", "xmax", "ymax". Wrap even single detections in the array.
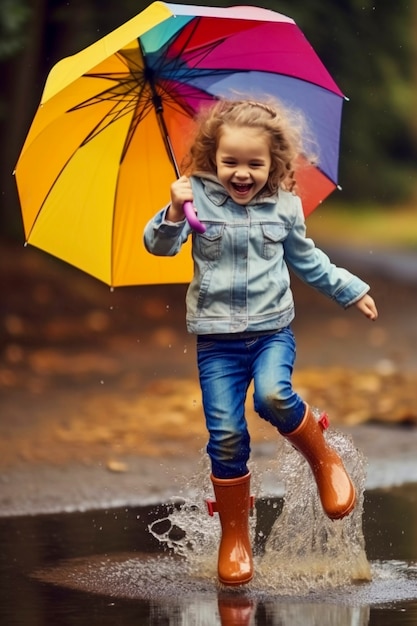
[{"xmin": 183, "ymin": 200, "xmax": 206, "ymax": 234}]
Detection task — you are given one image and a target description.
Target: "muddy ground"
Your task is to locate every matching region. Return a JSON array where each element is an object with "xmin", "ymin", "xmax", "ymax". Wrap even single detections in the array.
[{"xmin": 1, "ymin": 241, "xmax": 416, "ymax": 515}]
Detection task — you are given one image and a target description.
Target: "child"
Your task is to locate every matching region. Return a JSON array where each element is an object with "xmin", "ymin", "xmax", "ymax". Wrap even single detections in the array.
[{"xmin": 143, "ymin": 99, "xmax": 378, "ymax": 586}]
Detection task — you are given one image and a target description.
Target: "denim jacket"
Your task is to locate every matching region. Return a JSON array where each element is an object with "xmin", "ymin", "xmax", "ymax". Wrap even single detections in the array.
[{"xmin": 143, "ymin": 175, "xmax": 370, "ymax": 335}]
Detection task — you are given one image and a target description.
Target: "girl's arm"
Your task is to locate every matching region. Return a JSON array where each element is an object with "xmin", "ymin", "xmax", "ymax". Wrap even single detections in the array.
[
  {"xmin": 284, "ymin": 199, "xmax": 377, "ymax": 315},
  {"xmin": 143, "ymin": 176, "xmax": 194, "ymax": 257}
]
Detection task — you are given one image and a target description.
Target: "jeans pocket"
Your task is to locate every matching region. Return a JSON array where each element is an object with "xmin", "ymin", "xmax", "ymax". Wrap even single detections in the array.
[{"xmin": 197, "ymin": 340, "xmax": 216, "ymax": 352}]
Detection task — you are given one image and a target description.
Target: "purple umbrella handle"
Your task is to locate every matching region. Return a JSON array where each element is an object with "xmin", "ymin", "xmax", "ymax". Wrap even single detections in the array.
[{"xmin": 183, "ymin": 201, "xmax": 206, "ymax": 233}]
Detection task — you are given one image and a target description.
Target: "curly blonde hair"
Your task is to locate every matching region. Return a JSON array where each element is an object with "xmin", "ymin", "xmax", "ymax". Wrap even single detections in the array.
[{"xmin": 182, "ymin": 98, "xmax": 317, "ymax": 196}]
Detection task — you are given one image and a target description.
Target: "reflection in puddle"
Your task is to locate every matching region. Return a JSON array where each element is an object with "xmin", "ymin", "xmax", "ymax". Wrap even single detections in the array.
[
  {"xmin": 30, "ymin": 553, "xmax": 417, "ymax": 624},
  {"xmin": 150, "ymin": 595, "xmax": 371, "ymax": 626}
]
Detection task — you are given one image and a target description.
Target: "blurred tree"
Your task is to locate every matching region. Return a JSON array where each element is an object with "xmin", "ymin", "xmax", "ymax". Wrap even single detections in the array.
[
  {"xmin": 0, "ymin": 0, "xmax": 33, "ymax": 239},
  {"xmin": 261, "ymin": 0, "xmax": 416, "ymax": 203},
  {"xmin": 0, "ymin": 0, "xmax": 30, "ymax": 58},
  {"xmin": 0, "ymin": 0, "xmax": 416, "ymax": 240}
]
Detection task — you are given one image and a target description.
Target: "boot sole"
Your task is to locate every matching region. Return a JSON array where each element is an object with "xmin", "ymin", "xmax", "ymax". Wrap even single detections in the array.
[{"xmin": 219, "ymin": 573, "xmax": 253, "ymax": 586}]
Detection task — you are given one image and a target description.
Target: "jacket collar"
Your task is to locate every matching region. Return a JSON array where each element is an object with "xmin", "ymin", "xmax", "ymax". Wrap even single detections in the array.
[{"xmin": 193, "ymin": 172, "xmax": 277, "ymax": 207}]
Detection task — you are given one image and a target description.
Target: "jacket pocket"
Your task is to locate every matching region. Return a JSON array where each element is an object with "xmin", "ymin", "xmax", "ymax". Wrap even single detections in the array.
[
  {"xmin": 197, "ymin": 223, "xmax": 224, "ymax": 261},
  {"xmin": 261, "ymin": 223, "xmax": 287, "ymax": 259}
]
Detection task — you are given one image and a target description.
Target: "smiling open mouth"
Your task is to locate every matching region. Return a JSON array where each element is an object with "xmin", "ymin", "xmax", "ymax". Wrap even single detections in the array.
[{"xmin": 232, "ymin": 183, "xmax": 253, "ymax": 194}]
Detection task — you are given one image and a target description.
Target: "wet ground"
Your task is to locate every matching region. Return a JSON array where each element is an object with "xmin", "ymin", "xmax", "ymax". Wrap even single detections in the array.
[
  {"xmin": 1, "ymin": 241, "xmax": 417, "ymax": 511},
  {"xmin": 1, "ymin": 241, "xmax": 417, "ymax": 624},
  {"xmin": 1, "ymin": 466, "xmax": 417, "ymax": 624}
]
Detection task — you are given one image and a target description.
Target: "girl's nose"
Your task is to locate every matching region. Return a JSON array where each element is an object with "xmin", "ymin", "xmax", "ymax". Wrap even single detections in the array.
[{"xmin": 235, "ymin": 167, "xmax": 250, "ymax": 179}]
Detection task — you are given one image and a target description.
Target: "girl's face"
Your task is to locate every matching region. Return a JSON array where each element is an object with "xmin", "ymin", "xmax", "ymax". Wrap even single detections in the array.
[{"xmin": 215, "ymin": 125, "xmax": 271, "ymax": 205}]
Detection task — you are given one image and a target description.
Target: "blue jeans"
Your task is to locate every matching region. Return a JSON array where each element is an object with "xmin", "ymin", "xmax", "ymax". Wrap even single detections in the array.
[{"xmin": 197, "ymin": 328, "xmax": 306, "ymax": 479}]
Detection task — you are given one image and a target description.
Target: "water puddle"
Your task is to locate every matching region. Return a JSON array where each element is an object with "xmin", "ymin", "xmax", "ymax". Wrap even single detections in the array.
[{"xmin": 1, "ymin": 431, "xmax": 417, "ymax": 625}]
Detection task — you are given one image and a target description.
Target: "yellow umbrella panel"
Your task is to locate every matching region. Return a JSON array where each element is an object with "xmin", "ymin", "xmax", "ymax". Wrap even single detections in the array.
[{"xmin": 16, "ymin": 2, "xmax": 194, "ymax": 287}]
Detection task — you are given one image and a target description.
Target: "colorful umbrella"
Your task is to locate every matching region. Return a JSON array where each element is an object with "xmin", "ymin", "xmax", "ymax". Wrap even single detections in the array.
[{"xmin": 15, "ymin": 2, "xmax": 345, "ymax": 287}]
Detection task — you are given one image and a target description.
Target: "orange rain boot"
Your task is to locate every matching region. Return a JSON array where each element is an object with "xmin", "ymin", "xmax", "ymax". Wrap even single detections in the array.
[
  {"xmin": 284, "ymin": 404, "xmax": 356, "ymax": 520},
  {"xmin": 207, "ymin": 473, "xmax": 254, "ymax": 585}
]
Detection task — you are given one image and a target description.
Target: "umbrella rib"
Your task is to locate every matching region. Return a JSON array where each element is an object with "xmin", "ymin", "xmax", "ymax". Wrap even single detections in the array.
[
  {"xmin": 69, "ymin": 23, "xmax": 283, "ymax": 150},
  {"xmin": 67, "ymin": 68, "xmax": 154, "ymax": 148},
  {"xmin": 161, "ymin": 16, "xmax": 250, "ymax": 79},
  {"xmin": 143, "ymin": 16, "xmax": 228, "ymax": 89},
  {"xmin": 120, "ymin": 98, "xmax": 154, "ymax": 161}
]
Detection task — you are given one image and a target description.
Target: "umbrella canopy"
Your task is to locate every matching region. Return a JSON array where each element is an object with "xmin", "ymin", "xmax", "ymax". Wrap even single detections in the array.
[{"xmin": 15, "ymin": 2, "xmax": 345, "ymax": 287}]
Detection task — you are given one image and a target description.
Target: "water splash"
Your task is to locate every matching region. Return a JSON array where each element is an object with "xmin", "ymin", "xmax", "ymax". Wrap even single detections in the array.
[
  {"xmin": 149, "ymin": 426, "xmax": 371, "ymax": 594},
  {"xmin": 149, "ymin": 455, "xmax": 221, "ymax": 580},
  {"xmin": 257, "ymin": 427, "xmax": 371, "ymax": 593}
]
